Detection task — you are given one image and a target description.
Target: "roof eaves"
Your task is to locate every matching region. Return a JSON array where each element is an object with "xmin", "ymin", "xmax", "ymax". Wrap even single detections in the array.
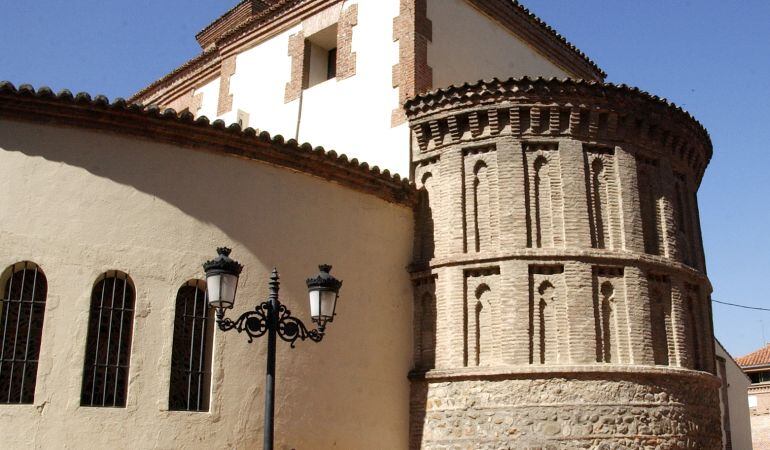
[{"xmin": 1, "ymin": 81, "xmax": 416, "ymax": 206}]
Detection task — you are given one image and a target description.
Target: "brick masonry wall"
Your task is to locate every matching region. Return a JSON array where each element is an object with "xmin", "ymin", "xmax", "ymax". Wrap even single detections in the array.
[
  {"xmin": 335, "ymin": 4, "xmax": 357, "ymax": 80},
  {"xmin": 407, "ymin": 80, "xmax": 719, "ymax": 448},
  {"xmin": 752, "ymin": 413, "xmax": 770, "ymax": 449},
  {"xmin": 217, "ymin": 55, "xmax": 237, "ymax": 115},
  {"xmin": 392, "ymin": 0, "xmax": 432, "ymax": 126},
  {"xmin": 410, "ymin": 371, "xmax": 721, "ymax": 449},
  {"xmin": 166, "ymin": 89, "xmax": 203, "ymax": 116},
  {"xmin": 284, "ymin": 31, "xmax": 309, "ymax": 103}
]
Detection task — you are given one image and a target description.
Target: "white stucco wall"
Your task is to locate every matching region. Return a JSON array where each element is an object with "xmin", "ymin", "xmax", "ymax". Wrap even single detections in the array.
[
  {"xmin": 181, "ymin": 0, "xmax": 580, "ymax": 179},
  {"xmin": 426, "ymin": 0, "xmax": 569, "ymax": 90},
  {"xmin": 0, "ymin": 119, "xmax": 414, "ymax": 449},
  {"xmin": 216, "ymin": 0, "xmax": 410, "ymax": 177},
  {"xmin": 194, "ymin": 76, "xmax": 221, "ymax": 120},
  {"xmin": 716, "ymin": 341, "xmax": 753, "ymax": 450}
]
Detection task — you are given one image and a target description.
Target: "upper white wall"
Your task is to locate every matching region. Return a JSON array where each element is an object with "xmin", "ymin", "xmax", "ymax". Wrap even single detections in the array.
[
  {"xmin": 215, "ymin": 0, "xmax": 410, "ymax": 177},
  {"xmin": 194, "ymin": 76, "xmax": 221, "ymax": 120},
  {"xmin": 427, "ymin": 0, "xmax": 569, "ymax": 90}
]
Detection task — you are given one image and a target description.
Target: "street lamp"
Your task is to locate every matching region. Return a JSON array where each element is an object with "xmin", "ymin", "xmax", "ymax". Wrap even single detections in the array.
[{"xmin": 203, "ymin": 247, "xmax": 342, "ymax": 450}]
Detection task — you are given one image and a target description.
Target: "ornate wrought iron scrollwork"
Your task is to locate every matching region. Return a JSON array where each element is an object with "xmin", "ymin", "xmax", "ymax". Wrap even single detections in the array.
[
  {"xmin": 275, "ymin": 303, "xmax": 323, "ymax": 347},
  {"xmin": 217, "ymin": 302, "xmax": 270, "ymax": 343},
  {"xmin": 216, "ymin": 301, "xmax": 323, "ymax": 347}
]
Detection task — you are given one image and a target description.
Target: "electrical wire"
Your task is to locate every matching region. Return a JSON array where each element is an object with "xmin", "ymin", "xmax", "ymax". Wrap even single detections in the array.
[{"xmin": 712, "ymin": 299, "xmax": 770, "ymax": 312}]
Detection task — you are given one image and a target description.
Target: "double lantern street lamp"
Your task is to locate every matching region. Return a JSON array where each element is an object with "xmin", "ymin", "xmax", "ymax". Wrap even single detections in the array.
[{"xmin": 203, "ymin": 248, "xmax": 342, "ymax": 450}]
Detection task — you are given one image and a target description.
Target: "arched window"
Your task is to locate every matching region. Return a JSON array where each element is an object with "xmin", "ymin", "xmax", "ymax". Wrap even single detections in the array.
[
  {"xmin": 169, "ymin": 280, "xmax": 213, "ymax": 412},
  {"xmin": 81, "ymin": 271, "xmax": 135, "ymax": 407},
  {"xmin": 0, "ymin": 262, "xmax": 47, "ymax": 404}
]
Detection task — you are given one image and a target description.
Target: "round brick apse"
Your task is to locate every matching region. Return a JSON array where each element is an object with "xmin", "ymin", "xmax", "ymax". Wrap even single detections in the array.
[{"xmin": 405, "ymin": 78, "xmax": 720, "ymax": 449}]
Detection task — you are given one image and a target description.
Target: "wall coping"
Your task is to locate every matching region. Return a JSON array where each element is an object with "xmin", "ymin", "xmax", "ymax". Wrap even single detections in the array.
[
  {"xmin": 0, "ymin": 82, "xmax": 417, "ymax": 207},
  {"xmin": 410, "ymin": 364, "xmax": 721, "ymax": 387}
]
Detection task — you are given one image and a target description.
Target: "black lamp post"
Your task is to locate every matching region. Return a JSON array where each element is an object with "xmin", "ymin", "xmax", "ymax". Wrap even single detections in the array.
[{"xmin": 203, "ymin": 248, "xmax": 342, "ymax": 450}]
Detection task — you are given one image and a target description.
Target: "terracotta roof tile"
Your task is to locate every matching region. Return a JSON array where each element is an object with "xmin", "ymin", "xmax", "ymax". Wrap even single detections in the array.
[
  {"xmin": 0, "ymin": 81, "xmax": 416, "ymax": 205},
  {"xmin": 736, "ymin": 344, "xmax": 770, "ymax": 368}
]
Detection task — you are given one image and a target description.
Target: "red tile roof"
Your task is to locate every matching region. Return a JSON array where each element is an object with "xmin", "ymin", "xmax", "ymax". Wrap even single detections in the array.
[{"xmin": 736, "ymin": 344, "xmax": 770, "ymax": 368}]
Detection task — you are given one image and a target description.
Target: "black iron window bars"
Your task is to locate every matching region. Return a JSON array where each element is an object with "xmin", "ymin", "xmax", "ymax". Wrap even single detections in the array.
[
  {"xmin": 169, "ymin": 280, "xmax": 212, "ymax": 412},
  {"xmin": 80, "ymin": 271, "xmax": 135, "ymax": 408},
  {"xmin": 0, "ymin": 262, "xmax": 47, "ymax": 404}
]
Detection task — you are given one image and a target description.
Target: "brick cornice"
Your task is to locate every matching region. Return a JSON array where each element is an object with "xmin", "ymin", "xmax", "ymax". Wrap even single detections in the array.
[
  {"xmin": 405, "ymin": 77, "xmax": 713, "ymax": 184},
  {"xmin": 131, "ymin": 0, "xmax": 341, "ymax": 106},
  {"xmin": 0, "ymin": 82, "xmax": 416, "ymax": 206}
]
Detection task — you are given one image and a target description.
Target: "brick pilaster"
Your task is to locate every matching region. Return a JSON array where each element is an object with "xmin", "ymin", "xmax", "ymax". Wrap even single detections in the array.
[{"xmin": 559, "ymin": 139, "xmax": 592, "ymax": 248}]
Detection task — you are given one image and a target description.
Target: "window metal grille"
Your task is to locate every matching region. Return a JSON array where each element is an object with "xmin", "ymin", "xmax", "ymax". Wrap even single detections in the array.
[
  {"xmin": 81, "ymin": 271, "xmax": 135, "ymax": 407},
  {"xmin": 169, "ymin": 280, "xmax": 212, "ymax": 412},
  {"xmin": 0, "ymin": 262, "xmax": 47, "ymax": 404}
]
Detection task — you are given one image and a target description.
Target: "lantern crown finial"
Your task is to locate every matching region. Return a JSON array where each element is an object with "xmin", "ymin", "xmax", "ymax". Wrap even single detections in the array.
[
  {"xmin": 306, "ymin": 264, "xmax": 342, "ymax": 291},
  {"xmin": 203, "ymin": 246, "xmax": 243, "ymax": 276}
]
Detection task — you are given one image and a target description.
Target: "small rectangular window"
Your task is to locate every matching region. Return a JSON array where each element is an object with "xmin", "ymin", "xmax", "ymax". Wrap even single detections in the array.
[
  {"xmin": 304, "ymin": 24, "xmax": 338, "ymax": 89},
  {"xmin": 327, "ymin": 48, "xmax": 337, "ymax": 80},
  {"xmin": 749, "ymin": 395, "xmax": 758, "ymax": 408}
]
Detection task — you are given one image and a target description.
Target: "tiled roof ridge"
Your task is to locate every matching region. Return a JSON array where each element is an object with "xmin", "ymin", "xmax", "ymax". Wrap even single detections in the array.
[
  {"xmin": 215, "ymin": 0, "xmax": 304, "ymax": 47},
  {"xmin": 736, "ymin": 343, "xmax": 770, "ymax": 368},
  {"xmin": 131, "ymin": 0, "xmax": 302, "ymax": 103},
  {"xmin": 507, "ymin": 0, "xmax": 605, "ymax": 79},
  {"xmin": 130, "ymin": 48, "xmax": 219, "ymax": 103},
  {"xmin": 196, "ymin": 0, "xmax": 252, "ymax": 40},
  {"xmin": 404, "ymin": 76, "xmax": 711, "ymax": 146},
  {"xmin": 0, "ymin": 81, "xmax": 415, "ymax": 205}
]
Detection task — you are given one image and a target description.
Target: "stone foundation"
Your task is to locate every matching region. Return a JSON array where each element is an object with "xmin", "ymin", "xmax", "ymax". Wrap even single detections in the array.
[{"xmin": 410, "ymin": 368, "xmax": 721, "ymax": 449}]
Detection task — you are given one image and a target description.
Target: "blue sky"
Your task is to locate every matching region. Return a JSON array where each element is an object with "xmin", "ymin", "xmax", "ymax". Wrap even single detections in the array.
[{"xmin": 1, "ymin": 1, "xmax": 769, "ymax": 358}]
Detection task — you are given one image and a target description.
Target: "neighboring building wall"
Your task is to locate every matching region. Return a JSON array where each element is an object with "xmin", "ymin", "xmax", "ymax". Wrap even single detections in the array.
[
  {"xmin": 715, "ymin": 340, "xmax": 752, "ymax": 450},
  {"xmin": 406, "ymin": 78, "xmax": 719, "ymax": 449},
  {"xmin": 426, "ymin": 0, "xmax": 569, "ymax": 90},
  {"xmin": 0, "ymin": 116, "xmax": 414, "ymax": 449},
  {"xmin": 752, "ymin": 414, "xmax": 770, "ymax": 450},
  {"xmin": 747, "ymin": 375, "xmax": 770, "ymax": 449}
]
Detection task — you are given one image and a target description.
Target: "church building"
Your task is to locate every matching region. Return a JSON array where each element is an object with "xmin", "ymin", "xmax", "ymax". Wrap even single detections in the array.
[{"xmin": 0, "ymin": 0, "xmax": 735, "ymax": 448}]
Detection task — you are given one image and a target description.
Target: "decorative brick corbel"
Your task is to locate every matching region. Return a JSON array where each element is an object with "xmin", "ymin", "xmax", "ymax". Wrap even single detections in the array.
[{"xmin": 217, "ymin": 55, "xmax": 237, "ymax": 115}]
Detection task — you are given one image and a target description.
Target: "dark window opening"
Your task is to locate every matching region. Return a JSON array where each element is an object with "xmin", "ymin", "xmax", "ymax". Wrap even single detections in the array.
[
  {"xmin": 750, "ymin": 370, "xmax": 770, "ymax": 384},
  {"xmin": 169, "ymin": 280, "xmax": 212, "ymax": 412},
  {"xmin": 0, "ymin": 262, "xmax": 47, "ymax": 404},
  {"xmin": 327, "ymin": 48, "xmax": 337, "ymax": 80},
  {"xmin": 81, "ymin": 271, "xmax": 135, "ymax": 408}
]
